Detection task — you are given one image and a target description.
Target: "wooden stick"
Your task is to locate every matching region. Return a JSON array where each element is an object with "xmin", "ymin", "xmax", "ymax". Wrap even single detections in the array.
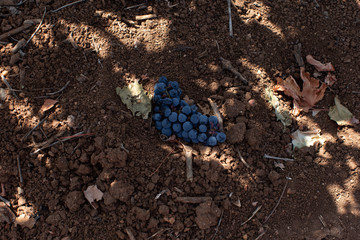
[
  {"xmin": 50, "ymin": 0, "xmax": 86, "ymax": 13},
  {"xmin": 1, "ymin": 74, "xmax": 18, "ymax": 99},
  {"xmin": 125, "ymin": 228, "xmax": 136, "ymax": 240},
  {"xmin": 208, "ymin": 98, "xmax": 224, "ymax": 131},
  {"xmin": 220, "ymin": 57, "xmax": 248, "ymax": 84},
  {"xmin": 227, "ymin": 0, "xmax": 233, "ymax": 37},
  {"xmin": 175, "ymin": 196, "xmax": 212, "ymax": 204},
  {"xmin": 23, "ymin": 7, "xmax": 47, "ymax": 49},
  {"xmin": 0, "ymin": 19, "xmax": 40, "ymax": 40},
  {"xmin": 135, "ymin": 14, "xmax": 156, "ymax": 21}
]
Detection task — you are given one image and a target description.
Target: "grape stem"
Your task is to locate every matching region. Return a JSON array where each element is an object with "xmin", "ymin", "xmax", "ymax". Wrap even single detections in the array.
[
  {"xmin": 178, "ymin": 142, "xmax": 194, "ymax": 182},
  {"xmin": 208, "ymin": 98, "xmax": 224, "ymax": 131}
]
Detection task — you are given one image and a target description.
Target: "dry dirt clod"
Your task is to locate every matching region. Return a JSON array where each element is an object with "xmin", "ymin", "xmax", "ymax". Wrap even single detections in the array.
[
  {"xmin": 108, "ymin": 180, "xmax": 134, "ymax": 203},
  {"xmin": 65, "ymin": 191, "xmax": 85, "ymax": 212},
  {"xmin": 195, "ymin": 201, "xmax": 221, "ymax": 230}
]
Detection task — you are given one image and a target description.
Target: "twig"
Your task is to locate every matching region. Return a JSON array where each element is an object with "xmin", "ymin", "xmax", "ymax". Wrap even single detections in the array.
[
  {"xmin": 208, "ymin": 98, "xmax": 224, "ymax": 131},
  {"xmin": 0, "ymin": 19, "xmax": 40, "ymax": 41},
  {"xmin": 11, "ymin": 38, "xmax": 26, "ymax": 53},
  {"xmin": 125, "ymin": 3, "xmax": 146, "ymax": 10},
  {"xmin": 241, "ymin": 205, "xmax": 262, "ymax": 225},
  {"xmin": 264, "ymin": 154, "xmax": 294, "ymax": 162},
  {"xmin": 318, "ymin": 215, "xmax": 327, "ymax": 228},
  {"xmin": 22, "ymin": 7, "xmax": 46, "ymax": 49},
  {"xmin": 0, "ymin": 196, "xmax": 11, "ymax": 206},
  {"xmin": 175, "ymin": 196, "xmax": 212, "ymax": 204},
  {"xmin": 17, "ymin": 156, "xmax": 23, "ymax": 183},
  {"xmin": 215, "ymin": 40, "xmax": 220, "ymax": 55},
  {"xmin": 46, "ymin": 80, "xmax": 70, "ymax": 96},
  {"xmin": 125, "ymin": 228, "xmax": 136, "ymax": 240},
  {"xmin": 149, "ymin": 149, "xmax": 174, "ymax": 177},
  {"xmin": 0, "ymin": 0, "xmax": 27, "ymax": 6},
  {"xmin": 254, "ymin": 231, "xmax": 266, "ymax": 240},
  {"xmin": 50, "ymin": 0, "xmax": 86, "ymax": 13},
  {"xmin": 0, "ymin": 183, "xmax": 5, "ymax": 196},
  {"xmin": 120, "ymin": 143, "xmax": 129, "ymax": 153},
  {"xmin": 183, "ymin": 144, "xmax": 193, "ymax": 182},
  {"xmin": 22, "ymin": 117, "xmax": 46, "ymax": 141},
  {"xmin": 155, "ymin": 189, "xmax": 169, "ymax": 200},
  {"xmin": 211, "ymin": 210, "xmax": 224, "ymax": 240},
  {"xmin": 236, "ymin": 147, "xmax": 250, "ymax": 168},
  {"xmin": 293, "ymin": 43, "xmax": 304, "ymax": 67},
  {"xmin": 313, "ymin": 0, "xmax": 320, "ymax": 8},
  {"xmin": 135, "ymin": 14, "xmax": 157, "ymax": 21},
  {"xmin": 263, "ymin": 178, "xmax": 289, "ymax": 223},
  {"xmin": 227, "ymin": 0, "xmax": 233, "ymax": 37},
  {"xmin": 146, "ymin": 228, "xmax": 170, "ymax": 240},
  {"xmin": 1, "ymin": 74, "xmax": 19, "ymax": 99},
  {"xmin": 220, "ymin": 57, "xmax": 248, "ymax": 85}
]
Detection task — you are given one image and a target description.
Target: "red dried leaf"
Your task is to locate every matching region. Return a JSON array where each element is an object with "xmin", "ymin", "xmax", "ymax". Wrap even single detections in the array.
[
  {"xmin": 324, "ymin": 72, "xmax": 336, "ymax": 86},
  {"xmin": 39, "ymin": 99, "xmax": 58, "ymax": 113},
  {"xmin": 306, "ymin": 55, "xmax": 335, "ymax": 72},
  {"xmin": 274, "ymin": 68, "xmax": 327, "ymax": 115}
]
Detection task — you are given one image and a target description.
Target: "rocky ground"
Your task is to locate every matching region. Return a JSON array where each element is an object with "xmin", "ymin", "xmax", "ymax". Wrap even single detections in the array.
[{"xmin": 0, "ymin": 0, "xmax": 359, "ymax": 239}]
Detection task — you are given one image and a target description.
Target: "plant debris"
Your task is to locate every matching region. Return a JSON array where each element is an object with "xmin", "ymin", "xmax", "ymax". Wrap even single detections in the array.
[
  {"xmin": 116, "ymin": 80, "xmax": 152, "ymax": 119},
  {"xmin": 39, "ymin": 99, "xmax": 58, "ymax": 114},
  {"xmin": 306, "ymin": 55, "xmax": 335, "ymax": 72},
  {"xmin": 84, "ymin": 185, "xmax": 103, "ymax": 208},
  {"xmin": 291, "ymin": 130, "xmax": 325, "ymax": 149},
  {"xmin": 265, "ymin": 88, "xmax": 292, "ymax": 127},
  {"xmin": 328, "ymin": 96, "xmax": 359, "ymax": 126}
]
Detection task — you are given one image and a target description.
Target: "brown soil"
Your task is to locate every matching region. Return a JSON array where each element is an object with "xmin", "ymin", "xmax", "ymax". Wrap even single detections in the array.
[{"xmin": 1, "ymin": 0, "xmax": 359, "ymax": 239}]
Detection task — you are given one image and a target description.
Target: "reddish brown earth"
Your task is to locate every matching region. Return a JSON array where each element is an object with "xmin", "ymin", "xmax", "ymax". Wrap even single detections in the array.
[{"xmin": 1, "ymin": 0, "xmax": 360, "ymax": 239}]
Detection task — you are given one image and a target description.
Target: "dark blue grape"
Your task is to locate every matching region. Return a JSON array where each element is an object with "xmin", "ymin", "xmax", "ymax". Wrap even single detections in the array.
[
  {"xmin": 159, "ymin": 76, "xmax": 168, "ymax": 84},
  {"xmin": 216, "ymin": 132, "xmax": 226, "ymax": 143},
  {"xmin": 190, "ymin": 105, "xmax": 198, "ymax": 113},
  {"xmin": 190, "ymin": 114, "xmax": 199, "ymax": 125},
  {"xmin": 169, "ymin": 81, "xmax": 179, "ymax": 89},
  {"xmin": 199, "ymin": 124, "xmax": 207, "ymax": 133},
  {"xmin": 161, "ymin": 98, "xmax": 173, "ymax": 105},
  {"xmin": 161, "ymin": 119, "xmax": 171, "ymax": 128},
  {"xmin": 172, "ymin": 123, "xmax": 182, "ymax": 132},
  {"xmin": 172, "ymin": 97, "xmax": 180, "ymax": 107},
  {"xmin": 198, "ymin": 133, "xmax": 207, "ymax": 142},
  {"xmin": 153, "ymin": 113, "xmax": 162, "ymax": 121},
  {"xmin": 177, "ymin": 88, "xmax": 182, "ymax": 96},
  {"xmin": 178, "ymin": 113, "xmax": 187, "ymax": 123},
  {"xmin": 183, "ymin": 121, "xmax": 193, "ymax": 132},
  {"xmin": 182, "ymin": 131, "xmax": 189, "ymax": 139},
  {"xmin": 161, "ymin": 128, "xmax": 172, "ymax": 137},
  {"xmin": 154, "ymin": 106, "xmax": 160, "ymax": 112},
  {"xmin": 169, "ymin": 89, "xmax": 178, "ymax": 98},
  {"xmin": 164, "ymin": 108, "xmax": 171, "ymax": 117},
  {"xmin": 154, "ymin": 82, "xmax": 166, "ymax": 94},
  {"xmin": 154, "ymin": 95, "xmax": 161, "ymax": 103},
  {"xmin": 199, "ymin": 115, "xmax": 208, "ymax": 125},
  {"xmin": 209, "ymin": 116, "xmax": 219, "ymax": 125},
  {"xmin": 182, "ymin": 106, "xmax": 191, "ymax": 115},
  {"xmin": 180, "ymin": 100, "xmax": 189, "ymax": 107},
  {"xmin": 207, "ymin": 136, "xmax": 217, "ymax": 146},
  {"xmin": 169, "ymin": 112, "xmax": 178, "ymax": 122},
  {"xmin": 155, "ymin": 121, "xmax": 162, "ymax": 130},
  {"xmin": 188, "ymin": 129, "xmax": 198, "ymax": 140}
]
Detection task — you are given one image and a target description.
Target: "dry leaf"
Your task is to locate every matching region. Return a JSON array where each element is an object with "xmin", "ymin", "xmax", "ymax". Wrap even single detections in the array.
[
  {"xmin": 15, "ymin": 214, "xmax": 36, "ymax": 229},
  {"xmin": 324, "ymin": 72, "xmax": 336, "ymax": 86},
  {"xmin": 274, "ymin": 162, "xmax": 285, "ymax": 170},
  {"xmin": 39, "ymin": 99, "xmax": 58, "ymax": 114},
  {"xmin": 306, "ymin": 55, "xmax": 335, "ymax": 72},
  {"xmin": 274, "ymin": 68, "xmax": 327, "ymax": 115},
  {"xmin": 265, "ymin": 87, "xmax": 292, "ymax": 127},
  {"xmin": 328, "ymin": 96, "xmax": 359, "ymax": 126},
  {"xmin": 84, "ymin": 185, "xmax": 103, "ymax": 205},
  {"xmin": 291, "ymin": 130, "xmax": 325, "ymax": 149}
]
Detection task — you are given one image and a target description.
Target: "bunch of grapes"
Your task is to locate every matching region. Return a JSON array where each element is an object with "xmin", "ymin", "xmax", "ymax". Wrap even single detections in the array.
[{"xmin": 153, "ymin": 76, "xmax": 226, "ymax": 146}]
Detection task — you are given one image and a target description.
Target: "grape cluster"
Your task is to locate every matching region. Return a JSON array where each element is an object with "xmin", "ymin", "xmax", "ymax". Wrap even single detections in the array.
[{"xmin": 153, "ymin": 76, "xmax": 226, "ymax": 146}]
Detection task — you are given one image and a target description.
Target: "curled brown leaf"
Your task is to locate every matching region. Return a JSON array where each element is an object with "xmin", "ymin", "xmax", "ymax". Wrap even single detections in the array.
[{"xmin": 306, "ymin": 55, "xmax": 335, "ymax": 72}]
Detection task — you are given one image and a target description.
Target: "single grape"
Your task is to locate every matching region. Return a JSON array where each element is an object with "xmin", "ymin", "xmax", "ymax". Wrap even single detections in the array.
[
  {"xmin": 169, "ymin": 81, "xmax": 179, "ymax": 89},
  {"xmin": 178, "ymin": 113, "xmax": 187, "ymax": 123},
  {"xmin": 169, "ymin": 89, "xmax": 178, "ymax": 98},
  {"xmin": 216, "ymin": 132, "xmax": 226, "ymax": 143},
  {"xmin": 183, "ymin": 121, "xmax": 193, "ymax": 132},
  {"xmin": 153, "ymin": 113, "xmax": 162, "ymax": 121},
  {"xmin": 154, "ymin": 82, "xmax": 166, "ymax": 93},
  {"xmin": 153, "ymin": 95, "xmax": 161, "ymax": 103},
  {"xmin": 190, "ymin": 114, "xmax": 199, "ymax": 125},
  {"xmin": 158, "ymin": 76, "xmax": 168, "ymax": 84},
  {"xmin": 180, "ymin": 100, "xmax": 189, "ymax": 107},
  {"xmin": 172, "ymin": 123, "xmax": 182, "ymax": 132},
  {"xmin": 199, "ymin": 114, "xmax": 208, "ymax": 125},
  {"xmin": 182, "ymin": 131, "xmax": 189, "ymax": 139},
  {"xmin": 190, "ymin": 105, "xmax": 198, "ymax": 113},
  {"xmin": 207, "ymin": 136, "xmax": 217, "ymax": 146},
  {"xmin": 164, "ymin": 108, "xmax": 172, "ymax": 117},
  {"xmin": 154, "ymin": 106, "xmax": 160, "ymax": 112},
  {"xmin": 209, "ymin": 116, "xmax": 219, "ymax": 125},
  {"xmin": 172, "ymin": 97, "xmax": 180, "ymax": 107},
  {"xmin": 161, "ymin": 98, "xmax": 173, "ymax": 105},
  {"xmin": 155, "ymin": 121, "xmax": 162, "ymax": 130},
  {"xmin": 188, "ymin": 129, "xmax": 198, "ymax": 140},
  {"xmin": 169, "ymin": 112, "xmax": 178, "ymax": 122},
  {"xmin": 161, "ymin": 119, "xmax": 171, "ymax": 128},
  {"xmin": 182, "ymin": 106, "xmax": 191, "ymax": 115},
  {"xmin": 161, "ymin": 127, "xmax": 172, "ymax": 137},
  {"xmin": 198, "ymin": 133, "xmax": 207, "ymax": 142},
  {"xmin": 199, "ymin": 124, "xmax": 207, "ymax": 133}
]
